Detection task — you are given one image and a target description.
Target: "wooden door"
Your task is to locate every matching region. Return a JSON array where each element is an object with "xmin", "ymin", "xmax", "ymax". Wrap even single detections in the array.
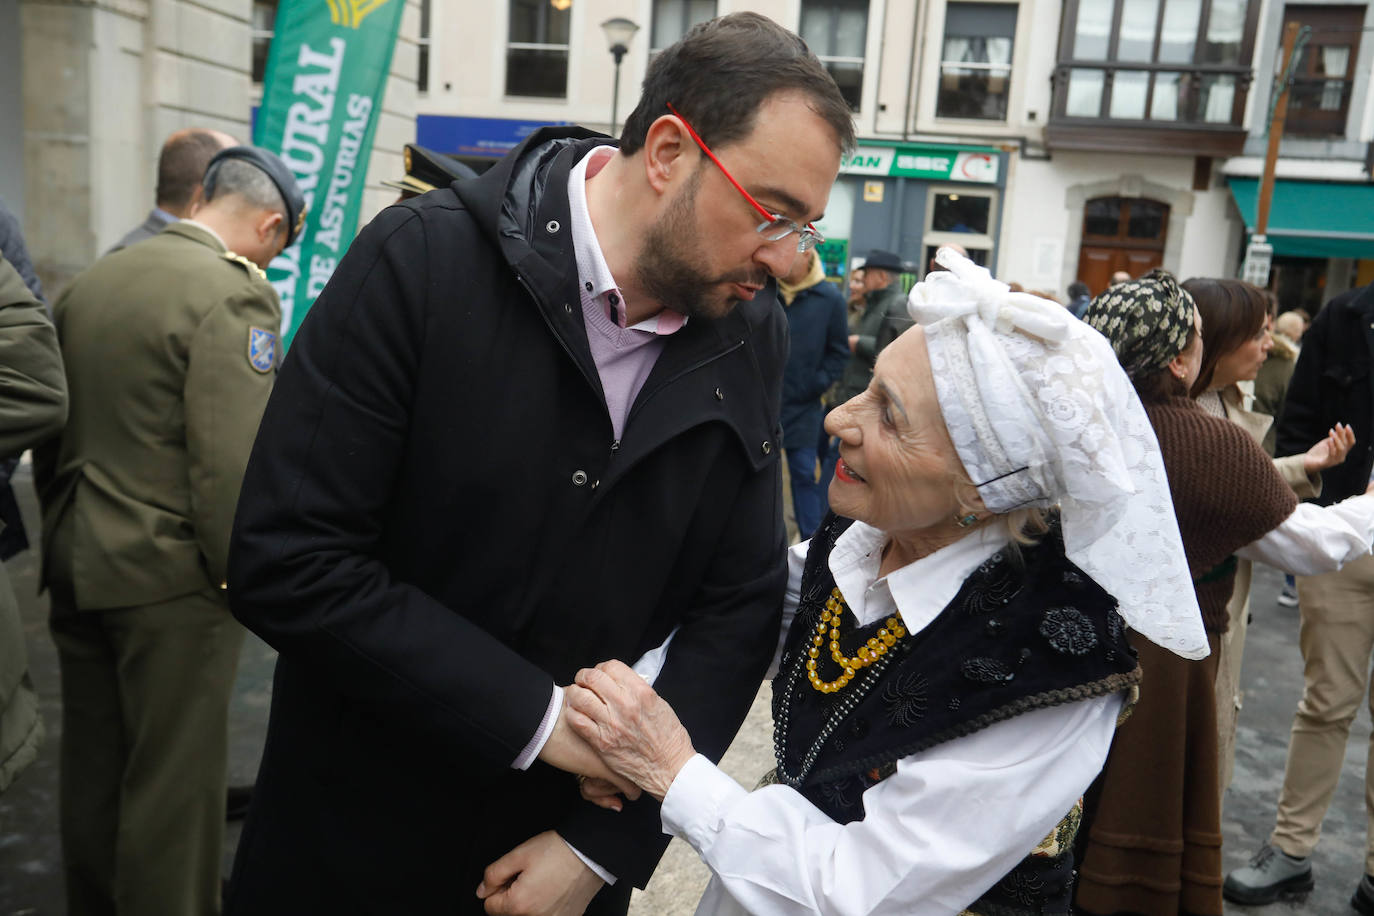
[{"xmin": 1077, "ymin": 197, "xmax": 1169, "ymax": 295}]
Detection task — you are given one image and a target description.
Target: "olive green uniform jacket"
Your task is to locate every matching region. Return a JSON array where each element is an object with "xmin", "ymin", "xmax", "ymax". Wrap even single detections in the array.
[
  {"xmin": 36, "ymin": 222, "xmax": 280, "ymax": 611},
  {"xmin": 0, "ymin": 254, "xmax": 67, "ymax": 792}
]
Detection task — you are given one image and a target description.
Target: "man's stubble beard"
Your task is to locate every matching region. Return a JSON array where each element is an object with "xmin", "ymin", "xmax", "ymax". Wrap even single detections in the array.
[{"xmin": 632, "ymin": 166, "xmax": 767, "ymax": 322}]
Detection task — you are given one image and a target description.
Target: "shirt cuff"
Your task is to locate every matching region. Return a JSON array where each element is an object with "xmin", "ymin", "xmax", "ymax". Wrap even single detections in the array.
[
  {"xmin": 565, "ymin": 839, "xmax": 617, "ymax": 886},
  {"xmin": 511, "ymin": 685, "xmax": 563, "ymax": 771},
  {"xmin": 660, "ymin": 753, "xmax": 750, "ymax": 855}
]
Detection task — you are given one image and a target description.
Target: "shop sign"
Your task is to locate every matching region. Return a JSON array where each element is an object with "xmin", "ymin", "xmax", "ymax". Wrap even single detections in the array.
[{"xmin": 842, "ymin": 145, "xmax": 1000, "ymax": 184}]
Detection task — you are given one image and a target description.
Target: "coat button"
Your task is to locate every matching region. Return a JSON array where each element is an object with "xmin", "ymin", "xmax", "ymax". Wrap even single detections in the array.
[
  {"xmin": 545, "ymin": 219, "xmax": 561, "ymax": 233},
  {"xmin": 572, "ymin": 470, "xmax": 588, "ymax": 486},
  {"xmin": 564, "ymin": 303, "xmax": 573, "ymax": 313},
  {"xmin": 714, "ymin": 388, "xmax": 724, "ymax": 400},
  {"xmin": 761, "ymin": 441, "xmax": 772, "ymax": 455}
]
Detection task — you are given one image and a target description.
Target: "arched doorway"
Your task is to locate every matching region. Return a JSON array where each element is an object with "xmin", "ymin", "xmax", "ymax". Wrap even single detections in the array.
[{"xmin": 1077, "ymin": 197, "xmax": 1170, "ymax": 294}]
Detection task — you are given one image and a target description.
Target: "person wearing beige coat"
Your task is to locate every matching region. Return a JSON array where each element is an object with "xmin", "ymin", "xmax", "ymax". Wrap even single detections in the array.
[{"xmin": 1182, "ymin": 277, "xmax": 1354, "ymax": 793}]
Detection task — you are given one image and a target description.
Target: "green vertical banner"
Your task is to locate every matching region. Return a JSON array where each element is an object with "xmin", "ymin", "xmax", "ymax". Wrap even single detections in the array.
[{"xmin": 253, "ymin": 0, "xmax": 405, "ymax": 344}]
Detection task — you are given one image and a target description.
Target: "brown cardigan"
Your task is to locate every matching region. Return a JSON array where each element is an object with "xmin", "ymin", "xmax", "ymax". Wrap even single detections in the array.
[{"xmin": 1146, "ymin": 395, "xmax": 1297, "ymax": 632}]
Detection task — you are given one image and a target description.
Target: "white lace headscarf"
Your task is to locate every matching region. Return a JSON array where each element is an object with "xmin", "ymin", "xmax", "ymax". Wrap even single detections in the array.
[{"xmin": 910, "ymin": 247, "xmax": 1207, "ymax": 660}]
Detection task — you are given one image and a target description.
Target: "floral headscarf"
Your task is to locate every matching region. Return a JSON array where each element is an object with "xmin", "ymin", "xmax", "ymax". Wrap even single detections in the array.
[{"xmin": 1083, "ymin": 269, "xmax": 1196, "ymax": 379}]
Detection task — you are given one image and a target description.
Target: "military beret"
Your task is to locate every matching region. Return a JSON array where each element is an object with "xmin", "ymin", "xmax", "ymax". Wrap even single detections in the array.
[
  {"xmin": 206, "ymin": 145, "xmax": 308, "ymax": 246},
  {"xmin": 382, "ymin": 144, "xmax": 478, "ymax": 197}
]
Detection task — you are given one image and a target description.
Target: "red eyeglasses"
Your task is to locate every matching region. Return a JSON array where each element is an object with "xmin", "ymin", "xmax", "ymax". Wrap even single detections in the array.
[{"xmin": 666, "ymin": 103, "xmax": 824, "ymax": 254}]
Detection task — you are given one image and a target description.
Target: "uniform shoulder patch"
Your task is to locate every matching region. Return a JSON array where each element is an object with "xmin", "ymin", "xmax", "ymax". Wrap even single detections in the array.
[
  {"xmin": 248, "ymin": 326, "xmax": 277, "ymax": 373},
  {"xmin": 221, "ymin": 250, "xmax": 268, "ymax": 282}
]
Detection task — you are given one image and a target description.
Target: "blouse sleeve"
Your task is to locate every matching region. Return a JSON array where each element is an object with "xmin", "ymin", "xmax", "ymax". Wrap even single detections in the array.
[
  {"xmin": 1235, "ymin": 494, "xmax": 1374, "ymax": 574},
  {"xmin": 660, "ymin": 692, "xmax": 1123, "ymax": 916}
]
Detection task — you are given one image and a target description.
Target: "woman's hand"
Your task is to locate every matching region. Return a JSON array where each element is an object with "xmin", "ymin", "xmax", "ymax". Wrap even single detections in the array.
[
  {"xmin": 565, "ymin": 660, "xmax": 697, "ymax": 802},
  {"xmin": 1303, "ymin": 423, "xmax": 1356, "ymax": 473}
]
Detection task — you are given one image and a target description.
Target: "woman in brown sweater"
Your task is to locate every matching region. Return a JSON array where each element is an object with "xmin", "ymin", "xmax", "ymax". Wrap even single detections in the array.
[{"xmin": 1074, "ymin": 272, "xmax": 1374, "ymax": 916}]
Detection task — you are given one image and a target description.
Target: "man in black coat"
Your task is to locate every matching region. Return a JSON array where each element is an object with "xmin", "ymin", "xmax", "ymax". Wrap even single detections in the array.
[
  {"xmin": 1225, "ymin": 283, "xmax": 1374, "ymax": 911},
  {"xmin": 225, "ymin": 13, "xmax": 855, "ymax": 916}
]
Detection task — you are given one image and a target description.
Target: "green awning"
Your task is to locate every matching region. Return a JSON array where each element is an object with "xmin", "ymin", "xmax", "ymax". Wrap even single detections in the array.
[{"xmin": 1228, "ymin": 177, "xmax": 1374, "ymax": 259}]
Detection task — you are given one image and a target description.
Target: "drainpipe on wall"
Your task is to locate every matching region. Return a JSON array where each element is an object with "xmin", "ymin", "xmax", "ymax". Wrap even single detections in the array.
[{"xmin": 903, "ymin": 0, "xmax": 929, "ymax": 140}]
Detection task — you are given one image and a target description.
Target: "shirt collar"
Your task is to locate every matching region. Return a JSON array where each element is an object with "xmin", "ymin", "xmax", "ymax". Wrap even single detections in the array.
[
  {"xmin": 153, "ymin": 206, "xmax": 180, "ymax": 224},
  {"xmin": 567, "ymin": 146, "xmax": 687, "ymax": 336},
  {"xmin": 179, "ymin": 218, "xmax": 228, "ymax": 252},
  {"xmin": 829, "ymin": 521, "xmax": 1010, "ymax": 633}
]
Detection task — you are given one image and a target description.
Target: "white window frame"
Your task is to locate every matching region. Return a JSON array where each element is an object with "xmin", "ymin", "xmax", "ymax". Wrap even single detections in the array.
[{"xmin": 922, "ymin": 184, "xmax": 999, "ymax": 263}]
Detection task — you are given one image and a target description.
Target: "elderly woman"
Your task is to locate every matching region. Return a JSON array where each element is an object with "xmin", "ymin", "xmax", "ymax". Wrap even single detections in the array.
[
  {"xmin": 560, "ymin": 249, "xmax": 1208, "ymax": 916},
  {"xmin": 1076, "ymin": 272, "xmax": 1374, "ymax": 916},
  {"xmin": 1183, "ymin": 277, "xmax": 1354, "ymax": 794}
]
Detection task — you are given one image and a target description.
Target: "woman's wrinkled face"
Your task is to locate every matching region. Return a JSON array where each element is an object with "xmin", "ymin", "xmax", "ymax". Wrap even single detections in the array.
[
  {"xmin": 824, "ymin": 326, "xmax": 968, "ymax": 534},
  {"xmin": 1211, "ymin": 316, "xmax": 1273, "ymax": 388}
]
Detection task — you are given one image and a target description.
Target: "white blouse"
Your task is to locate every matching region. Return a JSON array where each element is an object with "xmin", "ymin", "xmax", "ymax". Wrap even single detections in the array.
[
  {"xmin": 660, "ymin": 523, "xmax": 1124, "ymax": 916},
  {"xmin": 1237, "ymin": 494, "xmax": 1374, "ymax": 575}
]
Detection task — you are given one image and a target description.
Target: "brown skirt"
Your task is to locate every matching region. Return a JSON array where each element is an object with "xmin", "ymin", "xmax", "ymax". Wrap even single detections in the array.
[{"xmin": 1074, "ymin": 631, "xmax": 1224, "ymax": 916}]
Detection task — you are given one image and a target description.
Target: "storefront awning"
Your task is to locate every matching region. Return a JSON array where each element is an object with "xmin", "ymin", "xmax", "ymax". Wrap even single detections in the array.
[{"xmin": 1229, "ymin": 177, "xmax": 1374, "ymax": 259}]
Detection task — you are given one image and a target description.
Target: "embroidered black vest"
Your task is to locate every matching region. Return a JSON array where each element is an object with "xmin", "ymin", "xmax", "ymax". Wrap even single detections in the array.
[{"xmin": 771, "ymin": 513, "xmax": 1140, "ymax": 916}]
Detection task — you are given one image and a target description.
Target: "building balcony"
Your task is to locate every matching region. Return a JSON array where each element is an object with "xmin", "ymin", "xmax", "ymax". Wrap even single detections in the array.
[{"xmin": 1045, "ymin": 62, "xmax": 1252, "ymax": 156}]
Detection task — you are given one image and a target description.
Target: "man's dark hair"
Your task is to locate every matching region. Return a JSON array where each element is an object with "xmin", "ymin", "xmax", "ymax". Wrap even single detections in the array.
[
  {"xmin": 1067, "ymin": 281, "xmax": 1091, "ymax": 300},
  {"xmin": 619, "ymin": 12, "xmax": 855, "ymax": 158},
  {"xmin": 156, "ymin": 131, "xmax": 227, "ymax": 210}
]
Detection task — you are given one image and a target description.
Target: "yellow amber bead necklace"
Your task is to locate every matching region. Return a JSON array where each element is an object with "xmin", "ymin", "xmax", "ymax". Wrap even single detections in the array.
[{"xmin": 806, "ymin": 587, "xmax": 908, "ymax": 694}]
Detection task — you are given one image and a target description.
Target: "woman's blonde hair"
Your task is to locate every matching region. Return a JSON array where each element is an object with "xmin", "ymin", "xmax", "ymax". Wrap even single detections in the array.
[{"xmin": 951, "ymin": 472, "xmax": 1051, "ymax": 546}]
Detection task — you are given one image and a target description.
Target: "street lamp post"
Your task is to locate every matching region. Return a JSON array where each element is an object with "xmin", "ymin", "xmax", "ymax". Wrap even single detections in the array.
[{"xmin": 601, "ymin": 17, "xmax": 639, "ymax": 138}]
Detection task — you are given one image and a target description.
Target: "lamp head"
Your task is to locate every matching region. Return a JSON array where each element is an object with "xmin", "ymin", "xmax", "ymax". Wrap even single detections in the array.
[{"xmin": 601, "ymin": 16, "xmax": 639, "ymax": 64}]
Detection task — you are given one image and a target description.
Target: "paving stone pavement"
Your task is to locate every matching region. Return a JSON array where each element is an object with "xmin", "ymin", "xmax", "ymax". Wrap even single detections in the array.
[{"xmin": 1, "ymin": 461, "xmax": 1370, "ymax": 915}]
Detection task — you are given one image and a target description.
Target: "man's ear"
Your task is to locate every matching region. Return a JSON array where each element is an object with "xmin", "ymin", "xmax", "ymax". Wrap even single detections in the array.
[
  {"xmin": 258, "ymin": 211, "xmax": 285, "ymax": 243},
  {"xmin": 642, "ymin": 114, "xmax": 692, "ymax": 195}
]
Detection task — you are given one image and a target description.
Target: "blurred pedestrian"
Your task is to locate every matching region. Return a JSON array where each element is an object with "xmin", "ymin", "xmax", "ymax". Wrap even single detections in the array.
[
  {"xmin": 0, "ymin": 199, "xmax": 46, "ymax": 562},
  {"xmin": 1066, "ymin": 280, "xmax": 1091, "ymax": 318},
  {"xmin": 1110, "ymin": 270, "xmax": 1131, "ymax": 285},
  {"xmin": 0, "ymin": 198, "xmax": 44, "ymax": 301},
  {"xmin": 222, "ymin": 13, "xmax": 855, "ymax": 916},
  {"xmin": 36, "ymin": 146, "xmax": 302, "ymax": 916},
  {"xmin": 778, "ymin": 248, "xmax": 847, "ymax": 539},
  {"xmin": 1225, "ymin": 280, "xmax": 1374, "ymax": 914},
  {"xmin": 845, "ymin": 265, "xmax": 865, "ymax": 319},
  {"xmin": 0, "ymin": 254, "xmax": 66, "ymax": 805},
  {"xmin": 109, "ymin": 128, "xmax": 237, "ymax": 253}
]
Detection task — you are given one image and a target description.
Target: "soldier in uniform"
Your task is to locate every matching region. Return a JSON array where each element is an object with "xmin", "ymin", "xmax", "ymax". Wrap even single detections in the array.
[
  {"xmin": 35, "ymin": 146, "xmax": 304, "ymax": 916},
  {"xmin": 0, "ymin": 254, "xmax": 66, "ymax": 805}
]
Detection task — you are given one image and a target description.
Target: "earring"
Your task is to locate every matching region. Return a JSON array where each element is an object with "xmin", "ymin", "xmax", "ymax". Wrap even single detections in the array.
[{"xmin": 955, "ymin": 512, "xmax": 980, "ymax": 528}]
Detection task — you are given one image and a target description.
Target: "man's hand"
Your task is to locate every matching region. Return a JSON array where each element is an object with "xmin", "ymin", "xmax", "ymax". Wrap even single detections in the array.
[
  {"xmin": 847, "ymin": 334, "xmax": 859, "ymax": 353},
  {"xmin": 537, "ymin": 695, "xmax": 641, "ymax": 802},
  {"xmin": 476, "ymin": 831, "xmax": 604, "ymax": 916},
  {"xmin": 1303, "ymin": 423, "xmax": 1356, "ymax": 473}
]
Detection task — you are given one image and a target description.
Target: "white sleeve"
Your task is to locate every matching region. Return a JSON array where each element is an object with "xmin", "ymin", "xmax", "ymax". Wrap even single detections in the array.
[
  {"xmin": 767, "ymin": 539, "xmax": 811, "ymax": 681},
  {"xmin": 661, "ymin": 692, "xmax": 1123, "ymax": 916},
  {"xmin": 1235, "ymin": 495, "xmax": 1374, "ymax": 574}
]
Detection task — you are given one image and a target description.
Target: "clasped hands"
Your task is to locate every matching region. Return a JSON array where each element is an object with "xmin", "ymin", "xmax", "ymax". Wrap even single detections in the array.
[{"xmin": 475, "ymin": 661, "xmax": 696, "ymax": 915}]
